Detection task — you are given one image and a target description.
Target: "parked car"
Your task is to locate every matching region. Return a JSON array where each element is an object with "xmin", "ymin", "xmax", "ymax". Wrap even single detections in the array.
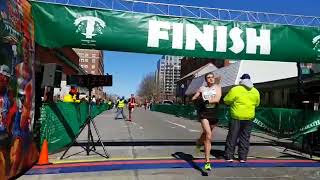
[{"xmin": 162, "ymin": 100, "xmax": 173, "ymax": 105}]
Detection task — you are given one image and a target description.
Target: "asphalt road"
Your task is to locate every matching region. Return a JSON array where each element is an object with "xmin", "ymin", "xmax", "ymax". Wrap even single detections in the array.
[{"xmin": 21, "ymin": 107, "xmax": 320, "ymax": 180}]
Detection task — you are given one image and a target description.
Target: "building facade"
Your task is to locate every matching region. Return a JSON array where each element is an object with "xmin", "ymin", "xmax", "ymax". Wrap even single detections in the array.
[
  {"xmin": 176, "ymin": 57, "xmax": 227, "ymax": 103},
  {"xmin": 73, "ymin": 49, "xmax": 105, "ymax": 99},
  {"xmin": 156, "ymin": 55, "xmax": 182, "ymax": 101},
  {"xmin": 180, "ymin": 57, "xmax": 226, "ymax": 77}
]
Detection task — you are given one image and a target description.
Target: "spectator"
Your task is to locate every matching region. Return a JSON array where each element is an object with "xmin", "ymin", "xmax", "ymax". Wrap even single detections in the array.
[
  {"xmin": 115, "ymin": 96, "xmax": 126, "ymax": 120},
  {"xmin": 63, "ymin": 86, "xmax": 78, "ymax": 103},
  {"xmin": 91, "ymin": 95, "xmax": 96, "ymax": 104},
  {"xmin": 223, "ymin": 73, "xmax": 260, "ymax": 163}
]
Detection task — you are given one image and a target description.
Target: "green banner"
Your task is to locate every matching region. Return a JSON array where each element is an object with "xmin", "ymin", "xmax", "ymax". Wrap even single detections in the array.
[
  {"xmin": 151, "ymin": 104, "xmax": 320, "ymax": 139},
  {"xmin": 31, "ymin": 2, "xmax": 320, "ymax": 62},
  {"xmin": 39, "ymin": 102, "xmax": 110, "ymax": 153}
]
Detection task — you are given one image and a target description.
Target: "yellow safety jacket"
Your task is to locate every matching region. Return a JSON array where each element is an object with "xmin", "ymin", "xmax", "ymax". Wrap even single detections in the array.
[
  {"xmin": 223, "ymin": 85, "xmax": 260, "ymax": 120},
  {"xmin": 63, "ymin": 94, "xmax": 74, "ymax": 103},
  {"xmin": 63, "ymin": 94, "xmax": 80, "ymax": 103},
  {"xmin": 117, "ymin": 100, "xmax": 125, "ymax": 108}
]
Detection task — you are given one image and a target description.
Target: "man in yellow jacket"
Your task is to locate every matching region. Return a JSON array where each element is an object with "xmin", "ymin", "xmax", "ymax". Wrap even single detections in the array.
[
  {"xmin": 223, "ymin": 73, "xmax": 260, "ymax": 163},
  {"xmin": 115, "ymin": 96, "xmax": 127, "ymax": 120},
  {"xmin": 63, "ymin": 86, "xmax": 80, "ymax": 103}
]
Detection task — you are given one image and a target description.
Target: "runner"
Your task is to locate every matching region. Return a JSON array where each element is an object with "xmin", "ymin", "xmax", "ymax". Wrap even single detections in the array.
[
  {"xmin": 128, "ymin": 94, "xmax": 136, "ymax": 121},
  {"xmin": 192, "ymin": 72, "xmax": 221, "ymax": 171}
]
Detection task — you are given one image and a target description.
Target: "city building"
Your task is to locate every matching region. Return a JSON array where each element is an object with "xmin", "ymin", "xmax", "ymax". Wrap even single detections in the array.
[
  {"xmin": 176, "ymin": 57, "xmax": 227, "ymax": 104},
  {"xmin": 180, "ymin": 57, "xmax": 226, "ymax": 77},
  {"xmin": 185, "ymin": 60, "xmax": 299, "ymax": 106},
  {"xmin": 73, "ymin": 49, "xmax": 105, "ymax": 99},
  {"xmin": 176, "ymin": 63, "xmax": 218, "ymax": 104},
  {"xmin": 36, "ymin": 45, "xmax": 86, "ymax": 102},
  {"xmin": 156, "ymin": 55, "xmax": 183, "ymax": 101}
]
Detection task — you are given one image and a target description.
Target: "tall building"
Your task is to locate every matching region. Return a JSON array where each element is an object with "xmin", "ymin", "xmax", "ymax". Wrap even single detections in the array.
[
  {"xmin": 73, "ymin": 49, "xmax": 105, "ymax": 99},
  {"xmin": 157, "ymin": 55, "xmax": 182, "ymax": 101}
]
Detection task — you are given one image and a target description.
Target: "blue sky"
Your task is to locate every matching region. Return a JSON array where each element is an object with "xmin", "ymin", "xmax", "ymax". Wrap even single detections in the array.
[
  {"xmin": 103, "ymin": 51, "xmax": 160, "ymax": 97},
  {"xmin": 103, "ymin": 0, "xmax": 320, "ymax": 97}
]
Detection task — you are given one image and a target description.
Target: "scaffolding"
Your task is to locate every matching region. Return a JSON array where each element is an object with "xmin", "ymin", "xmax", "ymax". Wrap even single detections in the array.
[{"xmin": 36, "ymin": 0, "xmax": 320, "ymax": 27}]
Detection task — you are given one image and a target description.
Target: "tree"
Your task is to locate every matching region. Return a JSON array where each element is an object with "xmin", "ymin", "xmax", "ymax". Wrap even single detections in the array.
[{"xmin": 137, "ymin": 73, "xmax": 157, "ymax": 100}]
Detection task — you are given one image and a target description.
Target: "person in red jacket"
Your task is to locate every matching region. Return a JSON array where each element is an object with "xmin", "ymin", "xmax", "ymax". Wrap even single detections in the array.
[{"xmin": 128, "ymin": 94, "xmax": 136, "ymax": 121}]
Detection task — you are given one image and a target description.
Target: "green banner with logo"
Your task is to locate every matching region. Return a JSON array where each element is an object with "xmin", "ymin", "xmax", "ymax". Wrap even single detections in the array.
[
  {"xmin": 151, "ymin": 104, "xmax": 320, "ymax": 139},
  {"xmin": 31, "ymin": 1, "xmax": 320, "ymax": 62}
]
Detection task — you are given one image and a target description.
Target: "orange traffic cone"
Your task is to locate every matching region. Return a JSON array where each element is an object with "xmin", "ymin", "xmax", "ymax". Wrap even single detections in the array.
[{"xmin": 37, "ymin": 139, "xmax": 51, "ymax": 165}]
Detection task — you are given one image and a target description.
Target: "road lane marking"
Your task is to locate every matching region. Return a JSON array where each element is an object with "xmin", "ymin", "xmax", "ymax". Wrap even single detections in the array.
[
  {"xmin": 52, "ymin": 156, "xmax": 177, "ymax": 164},
  {"xmin": 189, "ymin": 129, "xmax": 200, "ymax": 132},
  {"xmin": 215, "ymin": 176, "xmax": 292, "ymax": 179},
  {"xmin": 166, "ymin": 120, "xmax": 200, "ymax": 132},
  {"xmin": 50, "ymin": 154, "xmax": 320, "ymax": 164},
  {"xmin": 129, "ymin": 122, "xmax": 144, "ymax": 130},
  {"xmin": 166, "ymin": 120, "xmax": 186, "ymax": 128}
]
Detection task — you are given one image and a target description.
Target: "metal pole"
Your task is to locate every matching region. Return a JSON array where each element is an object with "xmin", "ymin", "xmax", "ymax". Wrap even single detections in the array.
[
  {"xmin": 91, "ymin": 117, "xmax": 110, "ymax": 158},
  {"xmin": 86, "ymin": 88, "xmax": 92, "ymax": 155},
  {"xmin": 297, "ymin": 62, "xmax": 303, "ymax": 108}
]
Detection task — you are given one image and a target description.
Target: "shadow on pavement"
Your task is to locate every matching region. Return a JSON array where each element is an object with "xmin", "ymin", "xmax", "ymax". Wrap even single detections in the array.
[
  {"xmin": 171, "ymin": 152, "xmax": 208, "ymax": 176},
  {"xmin": 210, "ymin": 149, "xmax": 225, "ymax": 159}
]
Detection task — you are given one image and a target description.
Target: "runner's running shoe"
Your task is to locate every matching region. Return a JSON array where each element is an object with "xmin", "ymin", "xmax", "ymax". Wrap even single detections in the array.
[{"xmin": 204, "ymin": 162, "xmax": 211, "ymax": 171}]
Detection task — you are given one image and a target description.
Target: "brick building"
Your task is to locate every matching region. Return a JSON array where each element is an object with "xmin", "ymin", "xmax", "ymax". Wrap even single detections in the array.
[{"xmin": 73, "ymin": 49, "xmax": 105, "ymax": 99}]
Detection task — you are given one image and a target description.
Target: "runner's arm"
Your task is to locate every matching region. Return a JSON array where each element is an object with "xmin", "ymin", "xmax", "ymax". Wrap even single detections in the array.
[{"xmin": 192, "ymin": 89, "xmax": 201, "ymax": 101}]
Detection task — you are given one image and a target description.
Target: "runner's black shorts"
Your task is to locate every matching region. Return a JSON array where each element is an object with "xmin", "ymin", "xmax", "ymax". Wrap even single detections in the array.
[{"xmin": 198, "ymin": 107, "xmax": 219, "ymax": 125}]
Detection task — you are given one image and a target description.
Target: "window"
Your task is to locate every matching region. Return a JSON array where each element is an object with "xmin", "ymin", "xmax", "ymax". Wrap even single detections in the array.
[
  {"xmin": 84, "ymin": 59, "xmax": 88, "ymax": 62},
  {"xmin": 84, "ymin": 65, "xmax": 88, "ymax": 68},
  {"xmin": 91, "ymin": 71, "xmax": 95, "ymax": 74},
  {"xmin": 85, "ymin": 53, "xmax": 89, "ymax": 57},
  {"xmin": 92, "ymin": 54, "xmax": 96, "ymax": 58},
  {"xmin": 92, "ymin": 59, "xmax": 95, "ymax": 63},
  {"xmin": 92, "ymin": 65, "xmax": 95, "ymax": 69}
]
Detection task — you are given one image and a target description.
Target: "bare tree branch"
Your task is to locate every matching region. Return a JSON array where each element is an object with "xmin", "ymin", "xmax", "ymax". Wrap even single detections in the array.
[{"xmin": 137, "ymin": 73, "xmax": 157, "ymax": 100}]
